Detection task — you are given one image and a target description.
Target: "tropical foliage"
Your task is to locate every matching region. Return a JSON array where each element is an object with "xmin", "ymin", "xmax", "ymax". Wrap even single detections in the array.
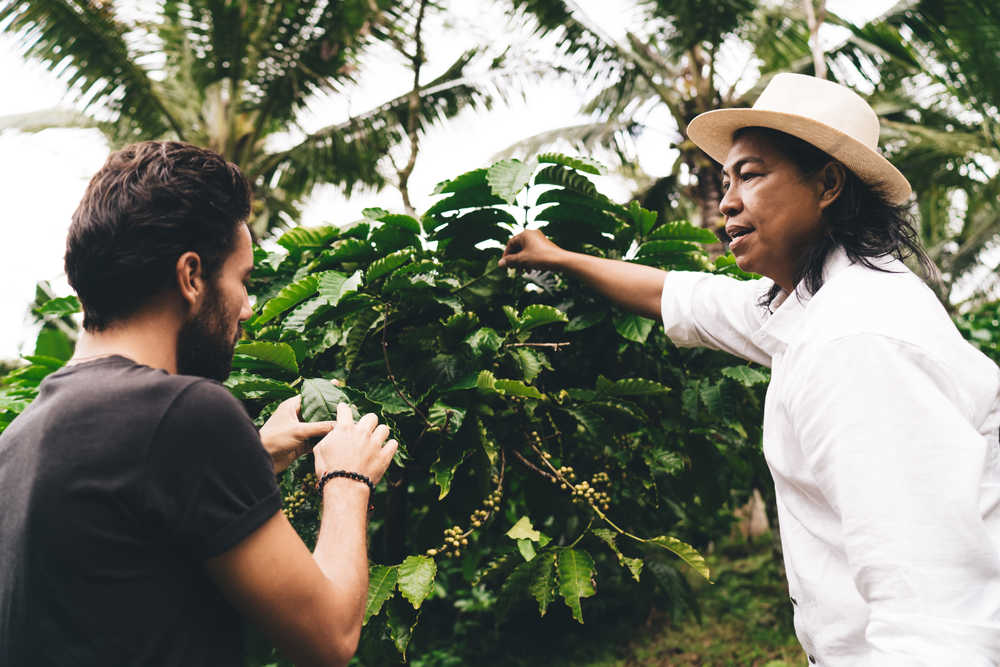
[{"xmin": 0, "ymin": 0, "xmax": 504, "ymax": 235}]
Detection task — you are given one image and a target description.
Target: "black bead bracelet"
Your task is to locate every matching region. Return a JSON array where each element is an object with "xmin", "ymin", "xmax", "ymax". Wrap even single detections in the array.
[{"xmin": 316, "ymin": 470, "xmax": 376, "ymax": 511}]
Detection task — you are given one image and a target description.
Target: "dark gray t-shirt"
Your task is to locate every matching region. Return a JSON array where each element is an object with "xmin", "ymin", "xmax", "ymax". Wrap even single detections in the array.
[{"xmin": 0, "ymin": 356, "xmax": 281, "ymax": 667}]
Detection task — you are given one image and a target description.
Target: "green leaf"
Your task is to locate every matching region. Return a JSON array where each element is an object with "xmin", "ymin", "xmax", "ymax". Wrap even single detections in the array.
[
  {"xmin": 506, "ymin": 516, "xmax": 542, "ymax": 542},
  {"xmin": 362, "ymin": 207, "xmax": 391, "ymax": 221},
  {"xmin": 517, "ymin": 304, "xmax": 568, "ymax": 332},
  {"xmin": 537, "ymin": 153, "xmax": 604, "ymax": 175},
  {"xmin": 510, "ymin": 347, "xmax": 548, "ymax": 382},
  {"xmin": 428, "ymin": 401, "xmax": 466, "ymax": 434},
  {"xmin": 534, "ymin": 165, "xmax": 599, "ymax": 197},
  {"xmin": 595, "ymin": 376, "xmax": 671, "ymax": 397},
  {"xmin": 365, "ymin": 250, "xmax": 414, "ymax": 282},
  {"xmin": 300, "ymin": 378, "xmax": 359, "ymax": 423},
  {"xmin": 430, "ymin": 445, "xmax": 468, "ymax": 500},
  {"xmin": 425, "ymin": 186, "xmax": 506, "ymax": 216},
  {"xmin": 592, "ymin": 528, "xmax": 643, "ymax": 582},
  {"xmin": 256, "ymin": 275, "xmax": 319, "ymax": 325},
  {"xmin": 431, "ymin": 168, "xmax": 488, "ymax": 195},
  {"xmin": 494, "ymin": 379, "xmax": 544, "ymax": 399},
  {"xmin": 464, "ymin": 327, "xmax": 502, "ymax": 356},
  {"xmin": 636, "ymin": 239, "xmax": 704, "ymax": 257},
  {"xmin": 645, "ymin": 536, "xmax": 711, "ymax": 581},
  {"xmin": 378, "ymin": 214, "xmax": 422, "ymax": 234},
  {"xmin": 232, "ymin": 341, "xmax": 298, "ymax": 374},
  {"xmin": 282, "ymin": 296, "xmax": 329, "ymax": 333},
  {"xmin": 557, "ymin": 548, "xmax": 597, "ymax": 623},
  {"xmin": 529, "ymin": 551, "xmax": 558, "ymax": 616},
  {"xmin": 277, "ymin": 225, "xmax": 339, "ymax": 254},
  {"xmin": 318, "ymin": 270, "xmax": 363, "ymax": 305},
  {"xmin": 364, "ymin": 565, "xmax": 398, "ymax": 624},
  {"xmin": 721, "ymin": 365, "xmax": 770, "ymax": 387},
  {"xmin": 613, "ymin": 313, "xmax": 655, "ymax": 343},
  {"xmin": 324, "ymin": 238, "xmax": 373, "ymax": 264},
  {"xmin": 397, "ymin": 555, "xmax": 437, "ymax": 610},
  {"xmin": 517, "ymin": 539, "xmax": 537, "ymax": 562},
  {"xmin": 224, "ymin": 373, "xmax": 297, "ymax": 401},
  {"xmin": 625, "ymin": 201, "xmax": 658, "ymax": 238},
  {"xmin": 487, "ymin": 157, "xmax": 539, "ymax": 204},
  {"xmin": 35, "ymin": 296, "xmax": 80, "ymax": 317},
  {"xmin": 651, "ymin": 220, "xmax": 719, "ymax": 244}
]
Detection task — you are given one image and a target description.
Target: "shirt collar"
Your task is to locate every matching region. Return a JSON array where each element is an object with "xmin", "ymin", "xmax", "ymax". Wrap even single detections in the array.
[{"xmin": 753, "ymin": 246, "xmax": 857, "ymax": 351}]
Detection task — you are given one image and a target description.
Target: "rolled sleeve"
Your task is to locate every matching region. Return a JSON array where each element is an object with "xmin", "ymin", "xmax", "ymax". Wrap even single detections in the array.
[
  {"xmin": 786, "ymin": 334, "xmax": 1000, "ymax": 664},
  {"xmin": 660, "ymin": 271, "xmax": 773, "ymax": 366}
]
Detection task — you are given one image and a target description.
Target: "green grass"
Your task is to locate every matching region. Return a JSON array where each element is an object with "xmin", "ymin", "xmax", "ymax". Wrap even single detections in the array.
[{"xmin": 566, "ymin": 534, "xmax": 805, "ymax": 667}]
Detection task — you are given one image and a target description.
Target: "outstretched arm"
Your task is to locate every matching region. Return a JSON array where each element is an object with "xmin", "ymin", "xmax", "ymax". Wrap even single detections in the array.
[{"xmin": 499, "ymin": 229, "xmax": 667, "ymax": 320}]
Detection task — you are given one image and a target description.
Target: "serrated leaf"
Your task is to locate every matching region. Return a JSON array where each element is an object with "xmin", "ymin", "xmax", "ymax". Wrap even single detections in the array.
[
  {"xmin": 529, "ymin": 550, "xmax": 558, "ymax": 616},
  {"xmin": 592, "ymin": 529, "xmax": 643, "ymax": 582},
  {"xmin": 507, "ymin": 516, "xmax": 542, "ymax": 542},
  {"xmin": 364, "ymin": 565, "xmax": 398, "ymax": 624},
  {"xmin": 487, "ymin": 158, "xmax": 540, "ymax": 204},
  {"xmin": 534, "ymin": 164, "xmax": 598, "ymax": 197},
  {"xmin": 557, "ymin": 549, "xmax": 596, "ymax": 623},
  {"xmin": 301, "ymin": 378, "xmax": 359, "ymax": 422},
  {"xmin": 721, "ymin": 365, "xmax": 770, "ymax": 387},
  {"xmin": 613, "ymin": 313, "xmax": 655, "ymax": 343},
  {"xmin": 517, "ymin": 304, "xmax": 569, "ymax": 332},
  {"xmin": 537, "ymin": 153, "xmax": 604, "ymax": 175},
  {"xmin": 651, "ymin": 220, "xmax": 719, "ymax": 244},
  {"xmin": 700, "ymin": 381, "xmax": 725, "ymax": 419},
  {"xmin": 510, "ymin": 347, "xmax": 546, "ymax": 382},
  {"xmin": 645, "ymin": 536, "xmax": 711, "ymax": 581},
  {"xmin": 397, "ymin": 556, "xmax": 437, "ymax": 610},
  {"xmin": 256, "ymin": 275, "xmax": 319, "ymax": 325},
  {"xmin": 476, "ymin": 370, "xmax": 497, "ymax": 391},
  {"xmin": 232, "ymin": 341, "xmax": 298, "ymax": 374}
]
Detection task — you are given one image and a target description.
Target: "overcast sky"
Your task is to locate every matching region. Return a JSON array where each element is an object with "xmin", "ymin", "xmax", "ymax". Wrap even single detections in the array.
[{"xmin": 0, "ymin": 0, "xmax": 892, "ymax": 360}]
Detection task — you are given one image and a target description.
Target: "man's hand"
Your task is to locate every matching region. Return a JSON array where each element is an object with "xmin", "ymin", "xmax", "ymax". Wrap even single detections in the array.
[
  {"xmin": 259, "ymin": 395, "xmax": 334, "ymax": 474},
  {"xmin": 314, "ymin": 402, "xmax": 397, "ymax": 486},
  {"xmin": 498, "ymin": 229, "xmax": 567, "ymax": 270}
]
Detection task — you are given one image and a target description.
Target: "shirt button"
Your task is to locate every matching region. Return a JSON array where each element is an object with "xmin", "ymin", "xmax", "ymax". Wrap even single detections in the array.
[{"xmin": 808, "ymin": 655, "xmax": 816, "ymax": 664}]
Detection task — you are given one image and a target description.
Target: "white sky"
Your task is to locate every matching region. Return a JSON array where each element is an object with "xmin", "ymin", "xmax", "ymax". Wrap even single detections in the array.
[{"xmin": 0, "ymin": 0, "xmax": 894, "ymax": 360}]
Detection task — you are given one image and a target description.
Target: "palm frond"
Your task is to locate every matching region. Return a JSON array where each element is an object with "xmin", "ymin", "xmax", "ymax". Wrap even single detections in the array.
[
  {"xmin": 0, "ymin": 108, "xmax": 102, "ymax": 132},
  {"xmin": 0, "ymin": 0, "xmax": 181, "ymax": 138}
]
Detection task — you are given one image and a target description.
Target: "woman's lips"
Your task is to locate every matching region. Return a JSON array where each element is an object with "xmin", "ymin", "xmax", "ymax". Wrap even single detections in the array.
[{"xmin": 728, "ymin": 230, "xmax": 754, "ymax": 253}]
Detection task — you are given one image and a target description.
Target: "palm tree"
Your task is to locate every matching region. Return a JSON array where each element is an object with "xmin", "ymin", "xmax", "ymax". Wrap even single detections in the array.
[
  {"xmin": 499, "ymin": 0, "xmax": 1000, "ymax": 303},
  {"xmin": 0, "ymin": 0, "xmax": 503, "ymax": 236}
]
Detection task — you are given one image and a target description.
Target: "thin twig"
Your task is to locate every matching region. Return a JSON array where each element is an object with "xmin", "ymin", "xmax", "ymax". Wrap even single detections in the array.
[
  {"xmin": 380, "ymin": 310, "xmax": 431, "ymax": 425},
  {"xmin": 510, "ymin": 448, "xmax": 557, "ymax": 481}
]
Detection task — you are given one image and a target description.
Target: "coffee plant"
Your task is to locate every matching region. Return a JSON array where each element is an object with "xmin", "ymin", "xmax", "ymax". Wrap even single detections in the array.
[
  {"xmin": 228, "ymin": 154, "xmax": 772, "ymax": 662},
  {"xmin": 0, "ymin": 154, "xmax": 776, "ymax": 664}
]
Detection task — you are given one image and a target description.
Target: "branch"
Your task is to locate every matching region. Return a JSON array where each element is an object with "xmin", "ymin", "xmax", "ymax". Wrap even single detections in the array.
[
  {"xmin": 510, "ymin": 448, "xmax": 557, "ymax": 481},
  {"xmin": 396, "ymin": 0, "xmax": 428, "ymax": 216},
  {"xmin": 803, "ymin": 0, "xmax": 828, "ymax": 79},
  {"xmin": 504, "ymin": 342, "xmax": 571, "ymax": 350}
]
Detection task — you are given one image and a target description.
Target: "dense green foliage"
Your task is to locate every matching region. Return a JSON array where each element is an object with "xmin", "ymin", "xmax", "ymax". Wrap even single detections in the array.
[{"xmin": 229, "ymin": 154, "xmax": 772, "ymax": 663}]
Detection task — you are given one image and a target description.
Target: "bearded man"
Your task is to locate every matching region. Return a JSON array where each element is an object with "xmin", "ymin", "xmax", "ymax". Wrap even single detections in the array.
[{"xmin": 0, "ymin": 141, "xmax": 397, "ymax": 667}]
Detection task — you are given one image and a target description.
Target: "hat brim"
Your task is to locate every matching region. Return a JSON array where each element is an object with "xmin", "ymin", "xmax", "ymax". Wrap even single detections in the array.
[{"xmin": 686, "ymin": 108, "xmax": 911, "ymax": 204}]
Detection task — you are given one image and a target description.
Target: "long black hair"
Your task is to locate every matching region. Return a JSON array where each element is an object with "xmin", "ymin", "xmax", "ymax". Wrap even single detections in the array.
[{"xmin": 732, "ymin": 127, "xmax": 936, "ymax": 306}]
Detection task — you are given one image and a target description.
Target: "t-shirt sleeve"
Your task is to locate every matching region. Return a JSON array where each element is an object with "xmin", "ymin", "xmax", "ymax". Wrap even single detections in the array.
[
  {"xmin": 660, "ymin": 271, "xmax": 773, "ymax": 366},
  {"xmin": 144, "ymin": 379, "xmax": 281, "ymax": 560}
]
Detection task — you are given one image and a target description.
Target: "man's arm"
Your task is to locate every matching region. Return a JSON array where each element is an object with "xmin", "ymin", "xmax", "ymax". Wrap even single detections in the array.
[
  {"xmin": 206, "ymin": 403, "xmax": 397, "ymax": 667},
  {"xmin": 499, "ymin": 229, "xmax": 667, "ymax": 320}
]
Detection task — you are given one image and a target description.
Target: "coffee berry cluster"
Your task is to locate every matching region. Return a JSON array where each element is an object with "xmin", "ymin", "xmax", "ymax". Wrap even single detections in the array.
[
  {"xmin": 570, "ymin": 478, "xmax": 611, "ymax": 511},
  {"xmin": 428, "ymin": 525, "xmax": 469, "ymax": 558},
  {"xmin": 283, "ymin": 488, "xmax": 309, "ymax": 520}
]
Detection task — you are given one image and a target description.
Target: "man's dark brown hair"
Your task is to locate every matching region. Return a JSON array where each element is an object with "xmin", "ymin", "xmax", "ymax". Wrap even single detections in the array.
[{"xmin": 65, "ymin": 141, "xmax": 252, "ymax": 331}]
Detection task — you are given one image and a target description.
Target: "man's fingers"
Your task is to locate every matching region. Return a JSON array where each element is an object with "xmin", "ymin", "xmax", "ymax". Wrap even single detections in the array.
[
  {"xmin": 372, "ymin": 423, "xmax": 391, "ymax": 446},
  {"xmin": 335, "ymin": 402, "xmax": 353, "ymax": 428},
  {"xmin": 297, "ymin": 420, "xmax": 335, "ymax": 439},
  {"xmin": 357, "ymin": 412, "xmax": 378, "ymax": 435}
]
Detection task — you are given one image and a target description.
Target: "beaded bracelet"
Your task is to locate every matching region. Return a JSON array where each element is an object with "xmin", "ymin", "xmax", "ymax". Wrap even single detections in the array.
[{"xmin": 316, "ymin": 470, "xmax": 376, "ymax": 512}]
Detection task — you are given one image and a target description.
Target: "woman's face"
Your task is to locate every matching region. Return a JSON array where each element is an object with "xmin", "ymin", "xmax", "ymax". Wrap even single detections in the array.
[{"xmin": 718, "ymin": 131, "xmax": 830, "ymax": 292}]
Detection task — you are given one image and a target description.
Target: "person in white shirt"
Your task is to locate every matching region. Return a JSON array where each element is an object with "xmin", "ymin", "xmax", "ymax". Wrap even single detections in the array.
[{"xmin": 498, "ymin": 73, "xmax": 1000, "ymax": 666}]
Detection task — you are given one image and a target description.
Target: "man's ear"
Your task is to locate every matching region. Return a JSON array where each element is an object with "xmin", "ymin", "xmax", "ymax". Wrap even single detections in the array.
[
  {"xmin": 818, "ymin": 162, "xmax": 846, "ymax": 210},
  {"xmin": 176, "ymin": 251, "xmax": 204, "ymax": 309}
]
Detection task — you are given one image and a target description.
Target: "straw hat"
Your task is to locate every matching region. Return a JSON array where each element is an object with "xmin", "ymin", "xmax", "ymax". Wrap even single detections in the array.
[{"xmin": 686, "ymin": 73, "xmax": 911, "ymax": 204}]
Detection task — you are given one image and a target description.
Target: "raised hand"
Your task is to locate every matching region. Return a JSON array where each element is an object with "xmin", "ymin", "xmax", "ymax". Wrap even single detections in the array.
[
  {"xmin": 259, "ymin": 395, "xmax": 335, "ymax": 474},
  {"xmin": 498, "ymin": 229, "xmax": 567, "ymax": 270},
  {"xmin": 313, "ymin": 402, "xmax": 397, "ymax": 487}
]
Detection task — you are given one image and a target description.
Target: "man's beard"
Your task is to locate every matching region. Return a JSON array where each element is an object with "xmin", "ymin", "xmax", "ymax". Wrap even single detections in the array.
[{"xmin": 176, "ymin": 288, "xmax": 240, "ymax": 382}]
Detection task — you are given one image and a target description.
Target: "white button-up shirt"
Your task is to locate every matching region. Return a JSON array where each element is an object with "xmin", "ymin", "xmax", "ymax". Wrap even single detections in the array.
[{"xmin": 660, "ymin": 247, "xmax": 1000, "ymax": 665}]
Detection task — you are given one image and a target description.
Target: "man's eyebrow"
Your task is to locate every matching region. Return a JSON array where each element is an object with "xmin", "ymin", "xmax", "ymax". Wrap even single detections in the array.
[{"xmin": 721, "ymin": 157, "xmax": 765, "ymax": 178}]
